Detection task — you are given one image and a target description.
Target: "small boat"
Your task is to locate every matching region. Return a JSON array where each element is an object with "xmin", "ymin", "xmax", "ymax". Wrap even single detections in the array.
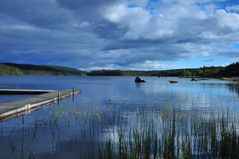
[{"xmin": 169, "ymin": 80, "xmax": 178, "ymax": 84}]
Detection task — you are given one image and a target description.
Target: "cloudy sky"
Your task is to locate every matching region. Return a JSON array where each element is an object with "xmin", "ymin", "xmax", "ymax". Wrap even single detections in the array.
[{"xmin": 0, "ymin": 0, "xmax": 239, "ymax": 70}]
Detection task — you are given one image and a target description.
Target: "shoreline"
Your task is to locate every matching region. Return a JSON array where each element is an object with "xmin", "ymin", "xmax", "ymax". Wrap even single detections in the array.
[{"xmin": 221, "ymin": 77, "xmax": 239, "ymax": 81}]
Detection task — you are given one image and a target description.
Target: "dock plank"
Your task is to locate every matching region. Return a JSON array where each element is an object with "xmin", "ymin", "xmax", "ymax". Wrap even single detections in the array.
[{"xmin": 0, "ymin": 89, "xmax": 80, "ymax": 120}]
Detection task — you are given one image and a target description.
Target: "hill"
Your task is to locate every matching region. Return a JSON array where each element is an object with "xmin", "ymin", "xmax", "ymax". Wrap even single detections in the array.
[{"xmin": 0, "ymin": 63, "xmax": 86, "ymax": 76}]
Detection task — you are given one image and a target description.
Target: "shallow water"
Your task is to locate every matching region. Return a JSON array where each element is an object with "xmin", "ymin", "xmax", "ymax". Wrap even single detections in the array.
[{"xmin": 0, "ymin": 76, "xmax": 238, "ymax": 159}]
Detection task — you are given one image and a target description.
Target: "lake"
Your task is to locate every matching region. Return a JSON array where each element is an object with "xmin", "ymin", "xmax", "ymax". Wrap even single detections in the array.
[{"xmin": 0, "ymin": 76, "xmax": 238, "ymax": 159}]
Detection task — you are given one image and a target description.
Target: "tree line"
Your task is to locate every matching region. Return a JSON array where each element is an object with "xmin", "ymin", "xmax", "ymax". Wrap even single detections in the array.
[
  {"xmin": 0, "ymin": 62, "xmax": 238, "ymax": 77},
  {"xmin": 87, "ymin": 62, "xmax": 239, "ymax": 77}
]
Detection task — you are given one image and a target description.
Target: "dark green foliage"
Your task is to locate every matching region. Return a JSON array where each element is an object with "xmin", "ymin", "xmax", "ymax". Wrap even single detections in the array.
[
  {"xmin": 163, "ymin": 113, "xmax": 176, "ymax": 159},
  {"xmin": 143, "ymin": 129, "xmax": 151, "ymax": 159},
  {"xmin": 88, "ymin": 62, "xmax": 239, "ymax": 77},
  {"xmin": 119, "ymin": 130, "xmax": 127, "ymax": 159},
  {"xmin": 0, "ymin": 63, "xmax": 85, "ymax": 75},
  {"xmin": 219, "ymin": 62, "xmax": 239, "ymax": 77},
  {"xmin": 210, "ymin": 122, "xmax": 217, "ymax": 158},
  {"xmin": 220, "ymin": 119, "xmax": 239, "ymax": 159},
  {"xmin": 182, "ymin": 138, "xmax": 192, "ymax": 159},
  {"xmin": 87, "ymin": 66, "xmax": 229, "ymax": 77},
  {"xmin": 87, "ymin": 70, "xmax": 123, "ymax": 76},
  {"xmin": 153, "ymin": 132, "xmax": 158, "ymax": 159},
  {"xmin": 100, "ymin": 140, "xmax": 114, "ymax": 159}
]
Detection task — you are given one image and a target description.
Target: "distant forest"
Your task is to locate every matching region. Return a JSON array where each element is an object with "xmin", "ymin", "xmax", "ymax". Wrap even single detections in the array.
[
  {"xmin": 88, "ymin": 62, "xmax": 239, "ymax": 77},
  {"xmin": 0, "ymin": 62, "xmax": 238, "ymax": 77}
]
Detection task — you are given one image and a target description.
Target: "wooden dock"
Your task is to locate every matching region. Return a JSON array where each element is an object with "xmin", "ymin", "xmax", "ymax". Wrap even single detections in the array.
[
  {"xmin": 0, "ymin": 89, "xmax": 80, "ymax": 120},
  {"xmin": 0, "ymin": 89, "xmax": 54, "ymax": 94}
]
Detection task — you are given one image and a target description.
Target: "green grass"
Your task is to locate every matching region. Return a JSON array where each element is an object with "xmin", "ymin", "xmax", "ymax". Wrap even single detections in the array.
[
  {"xmin": 98, "ymin": 109, "xmax": 239, "ymax": 159},
  {"xmin": 43, "ymin": 104, "xmax": 239, "ymax": 158}
]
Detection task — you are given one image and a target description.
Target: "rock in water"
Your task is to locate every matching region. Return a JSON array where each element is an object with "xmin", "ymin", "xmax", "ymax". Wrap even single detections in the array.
[
  {"xmin": 191, "ymin": 78, "xmax": 197, "ymax": 81},
  {"xmin": 169, "ymin": 80, "xmax": 178, "ymax": 84},
  {"xmin": 135, "ymin": 77, "xmax": 146, "ymax": 83}
]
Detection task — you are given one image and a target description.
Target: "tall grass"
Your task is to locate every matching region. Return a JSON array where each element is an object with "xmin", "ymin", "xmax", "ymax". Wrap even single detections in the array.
[
  {"xmin": 98, "ymin": 108, "xmax": 239, "ymax": 159},
  {"xmin": 5, "ymin": 104, "xmax": 238, "ymax": 159}
]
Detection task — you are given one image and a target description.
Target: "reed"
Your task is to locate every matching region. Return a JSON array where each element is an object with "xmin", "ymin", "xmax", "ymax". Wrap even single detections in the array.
[{"xmin": 98, "ymin": 108, "xmax": 239, "ymax": 159}]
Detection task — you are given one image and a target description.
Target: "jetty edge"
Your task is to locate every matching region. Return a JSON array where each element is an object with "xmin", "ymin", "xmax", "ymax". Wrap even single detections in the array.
[
  {"xmin": 0, "ymin": 89, "xmax": 54, "ymax": 94},
  {"xmin": 0, "ymin": 89, "xmax": 80, "ymax": 120}
]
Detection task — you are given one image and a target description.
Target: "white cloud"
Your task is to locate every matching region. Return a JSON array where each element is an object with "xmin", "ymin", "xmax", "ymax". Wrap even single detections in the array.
[
  {"xmin": 100, "ymin": 1, "xmax": 239, "ymax": 60},
  {"xmin": 103, "ymin": 4, "xmax": 153, "ymax": 39},
  {"xmin": 83, "ymin": 60, "xmax": 174, "ymax": 71},
  {"xmin": 102, "ymin": 0, "xmax": 211, "ymax": 40},
  {"xmin": 130, "ymin": 60, "xmax": 174, "ymax": 70},
  {"xmin": 226, "ymin": 5, "xmax": 239, "ymax": 12},
  {"xmin": 215, "ymin": 9, "xmax": 239, "ymax": 31}
]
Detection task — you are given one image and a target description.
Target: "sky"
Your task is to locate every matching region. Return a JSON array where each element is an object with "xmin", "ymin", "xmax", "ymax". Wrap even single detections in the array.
[{"xmin": 0, "ymin": 0, "xmax": 239, "ymax": 70}]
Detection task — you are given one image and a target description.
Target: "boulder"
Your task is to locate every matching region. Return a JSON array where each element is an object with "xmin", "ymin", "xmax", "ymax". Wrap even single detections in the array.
[
  {"xmin": 169, "ymin": 80, "xmax": 178, "ymax": 84},
  {"xmin": 135, "ymin": 77, "xmax": 146, "ymax": 83},
  {"xmin": 191, "ymin": 78, "xmax": 197, "ymax": 81}
]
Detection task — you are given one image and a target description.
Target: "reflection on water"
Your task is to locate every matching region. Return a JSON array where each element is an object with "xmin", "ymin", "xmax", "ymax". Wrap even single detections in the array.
[
  {"xmin": 227, "ymin": 83, "xmax": 239, "ymax": 95},
  {"xmin": 0, "ymin": 95, "xmax": 32, "ymax": 103},
  {"xmin": 0, "ymin": 76, "xmax": 238, "ymax": 159}
]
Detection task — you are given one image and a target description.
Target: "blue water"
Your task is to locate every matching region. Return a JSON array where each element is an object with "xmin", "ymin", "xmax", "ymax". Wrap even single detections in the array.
[
  {"xmin": 0, "ymin": 76, "xmax": 238, "ymax": 159},
  {"xmin": 0, "ymin": 95, "xmax": 32, "ymax": 103}
]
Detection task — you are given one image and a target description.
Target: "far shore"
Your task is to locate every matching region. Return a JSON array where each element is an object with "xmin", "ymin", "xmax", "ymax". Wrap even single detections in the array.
[
  {"xmin": 221, "ymin": 77, "xmax": 239, "ymax": 81},
  {"xmin": 0, "ymin": 74, "xmax": 238, "ymax": 82}
]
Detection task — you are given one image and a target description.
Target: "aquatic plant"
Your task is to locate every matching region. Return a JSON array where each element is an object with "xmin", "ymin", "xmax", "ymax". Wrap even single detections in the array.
[{"xmin": 98, "ymin": 108, "xmax": 239, "ymax": 159}]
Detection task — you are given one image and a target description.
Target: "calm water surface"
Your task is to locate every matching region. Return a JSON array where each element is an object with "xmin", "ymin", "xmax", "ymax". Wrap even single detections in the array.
[{"xmin": 0, "ymin": 76, "xmax": 238, "ymax": 159}]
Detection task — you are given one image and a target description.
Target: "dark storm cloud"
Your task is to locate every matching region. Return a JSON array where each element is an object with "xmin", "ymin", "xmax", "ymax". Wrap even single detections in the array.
[
  {"xmin": 0, "ymin": 0, "xmax": 73, "ymax": 28},
  {"xmin": 57, "ymin": 0, "xmax": 114, "ymax": 9},
  {"xmin": 0, "ymin": 0, "xmax": 238, "ymax": 70}
]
